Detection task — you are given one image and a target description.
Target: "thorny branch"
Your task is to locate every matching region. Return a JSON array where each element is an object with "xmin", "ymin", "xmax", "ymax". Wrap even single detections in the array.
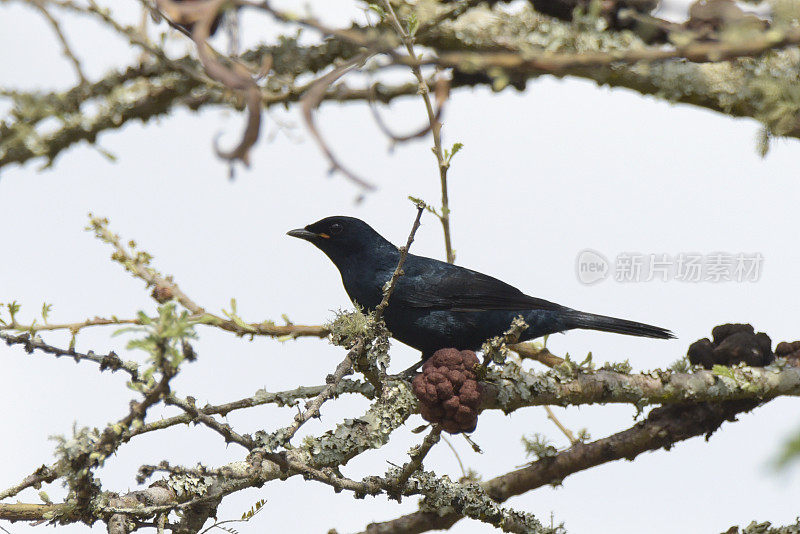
[{"xmin": 0, "ymin": 330, "xmax": 140, "ymax": 380}]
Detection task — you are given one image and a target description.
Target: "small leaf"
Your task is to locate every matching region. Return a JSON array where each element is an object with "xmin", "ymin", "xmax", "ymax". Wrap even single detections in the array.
[
  {"xmin": 757, "ymin": 127, "xmax": 771, "ymax": 158},
  {"xmin": 368, "ymin": 4, "xmax": 385, "ymax": 19},
  {"xmin": 406, "ymin": 12, "xmax": 419, "ymax": 37},
  {"xmin": 711, "ymin": 364, "xmax": 736, "ymax": 379},
  {"xmin": 41, "ymin": 302, "xmax": 53, "ymax": 322},
  {"xmin": 7, "ymin": 301, "xmax": 21, "ymax": 322}
]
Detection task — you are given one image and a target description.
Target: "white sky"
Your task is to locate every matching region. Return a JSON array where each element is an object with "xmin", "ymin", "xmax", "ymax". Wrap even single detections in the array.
[{"xmin": 2, "ymin": 1, "xmax": 800, "ymax": 533}]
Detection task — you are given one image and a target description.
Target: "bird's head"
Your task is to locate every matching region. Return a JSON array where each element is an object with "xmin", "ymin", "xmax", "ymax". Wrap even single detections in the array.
[{"xmin": 287, "ymin": 216, "xmax": 392, "ymax": 265}]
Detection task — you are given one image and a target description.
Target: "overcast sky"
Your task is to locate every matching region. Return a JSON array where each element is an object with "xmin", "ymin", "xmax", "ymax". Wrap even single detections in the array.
[{"xmin": 2, "ymin": 2, "xmax": 800, "ymax": 533}]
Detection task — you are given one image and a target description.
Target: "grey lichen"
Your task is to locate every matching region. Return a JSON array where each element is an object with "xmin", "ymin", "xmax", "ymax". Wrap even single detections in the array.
[
  {"xmin": 481, "ymin": 316, "xmax": 529, "ymax": 365},
  {"xmin": 302, "ymin": 380, "xmax": 416, "ymax": 468},
  {"xmin": 483, "ymin": 360, "xmax": 800, "ymax": 413},
  {"xmin": 165, "ymin": 473, "xmax": 213, "ymax": 500},
  {"xmin": 408, "ymin": 470, "xmax": 563, "ymax": 533}
]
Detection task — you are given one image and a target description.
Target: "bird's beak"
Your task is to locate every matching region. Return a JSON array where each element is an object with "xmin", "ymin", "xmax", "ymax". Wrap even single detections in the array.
[{"xmin": 287, "ymin": 228, "xmax": 322, "ymax": 241}]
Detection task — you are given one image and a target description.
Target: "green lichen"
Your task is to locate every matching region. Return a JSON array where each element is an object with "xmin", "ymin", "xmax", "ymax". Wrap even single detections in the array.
[
  {"xmin": 522, "ymin": 433, "xmax": 559, "ymax": 461},
  {"xmin": 327, "ymin": 307, "xmax": 392, "ymax": 372}
]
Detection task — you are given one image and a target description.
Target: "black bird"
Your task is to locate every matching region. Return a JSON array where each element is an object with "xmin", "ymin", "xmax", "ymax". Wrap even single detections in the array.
[{"xmin": 288, "ymin": 216, "xmax": 674, "ymax": 360}]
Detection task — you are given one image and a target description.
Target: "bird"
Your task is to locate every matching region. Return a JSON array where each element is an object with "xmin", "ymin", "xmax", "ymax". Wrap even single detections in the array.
[{"xmin": 288, "ymin": 216, "xmax": 674, "ymax": 362}]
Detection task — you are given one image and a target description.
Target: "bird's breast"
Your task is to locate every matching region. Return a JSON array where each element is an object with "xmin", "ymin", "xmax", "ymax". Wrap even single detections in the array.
[{"xmin": 339, "ymin": 263, "xmax": 393, "ymax": 311}]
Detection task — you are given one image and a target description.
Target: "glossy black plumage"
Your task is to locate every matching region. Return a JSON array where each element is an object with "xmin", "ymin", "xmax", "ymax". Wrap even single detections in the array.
[{"xmin": 288, "ymin": 216, "xmax": 674, "ymax": 358}]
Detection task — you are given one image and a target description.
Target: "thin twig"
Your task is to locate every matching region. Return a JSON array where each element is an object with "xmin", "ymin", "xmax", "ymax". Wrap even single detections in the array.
[
  {"xmin": 276, "ymin": 340, "xmax": 362, "ymax": 444},
  {"xmin": 380, "ymin": 0, "xmax": 455, "ymax": 263},
  {"xmin": 0, "ymin": 465, "xmax": 58, "ymax": 501},
  {"xmin": 509, "ymin": 343, "xmax": 565, "ymax": 368},
  {"xmin": 0, "ymin": 331, "xmax": 139, "ymax": 380},
  {"xmin": 165, "ymin": 395, "xmax": 256, "ymax": 449},
  {"xmin": 300, "ymin": 53, "xmax": 376, "ymax": 190},
  {"xmin": 441, "ymin": 435, "xmax": 467, "ymax": 479},
  {"xmin": 374, "ymin": 202, "xmax": 425, "ymax": 319},
  {"xmin": 124, "ymin": 379, "xmax": 373, "ymax": 441},
  {"xmin": 0, "ymin": 315, "xmax": 327, "ymax": 340},
  {"xmin": 367, "ymin": 83, "xmax": 444, "ymax": 143},
  {"xmin": 543, "ymin": 406, "xmax": 577, "ymax": 444},
  {"xmin": 392, "ymin": 426, "xmax": 441, "ymax": 489},
  {"xmin": 48, "ymin": 0, "xmax": 212, "ymax": 85},
  {"xmin": 31, "ymin": 0, "xmax": 87, "ymax": 84},
  {"xmin": 87, "ymin": 216, "xmax": 329, "ymax": 340}
]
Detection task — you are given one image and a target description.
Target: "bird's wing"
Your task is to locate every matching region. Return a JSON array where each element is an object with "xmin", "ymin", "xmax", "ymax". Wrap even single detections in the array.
[{"xmin": 399, "ymin": 258, "xmax": 565, "ymax": 312}]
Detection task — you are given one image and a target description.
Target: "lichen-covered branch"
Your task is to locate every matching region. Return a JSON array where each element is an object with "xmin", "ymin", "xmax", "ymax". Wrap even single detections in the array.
[
  {"xmin": 397, "ymin": 470, "xmax": 562, "ymax": 534},
  {"xmin": 358, "ymin": 397, "xmax": 762, "ymax": 534},
  {"xmin": 123, "ymin": 379, "xmax": 374, "ymax": 441},
  {"xmin": 5, "ymin": 2, "xmax": 800, "ymax": 175},
  {"xmin": 484, "ymin": 360, "xmax": 800, "ymax": 412},
  {"xmin": 4, "ymin": 2, "xmax": 800, "ymax": 531}
]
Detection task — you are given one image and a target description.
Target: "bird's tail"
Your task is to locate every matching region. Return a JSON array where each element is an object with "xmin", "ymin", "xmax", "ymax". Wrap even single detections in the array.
[{"xmin": 564, "ymin": 310, "xmax": 674, "ymax": 339}]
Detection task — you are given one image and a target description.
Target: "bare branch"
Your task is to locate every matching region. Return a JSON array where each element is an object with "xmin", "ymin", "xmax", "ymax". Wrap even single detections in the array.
[
  {"xmin": 156, "ymin": 0, "xmax": 262, "ymax": 166},
  {"xmin": 273, "ymin": 340, "xmax": 363, "ymax": 445},
  {"xmin": 0, "ymin": 331, "xmax": 139, "ymax": 380},
  {"xmin": 30, "ymin": 0, "xmax": 87, "ymax": 84},
  {"xmin": 374, "ymin": 202, "xmax": 426, "ymax": 319},
  {"xmin": 300, "ymin": 53, "xmax": 377, "ymax": 191},
  {"xmin": 380, "ymin": 0, "xmax": 456, "ymax": 263}
]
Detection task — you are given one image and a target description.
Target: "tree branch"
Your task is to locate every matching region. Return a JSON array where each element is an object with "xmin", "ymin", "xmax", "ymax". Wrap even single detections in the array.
[
  {"xmin": 483, "ymin": 361, "xmax": 800, "ymax": 412},
  {"xmin": 358, "ymin": 398, "xmax": 763, "ymax": 534}
]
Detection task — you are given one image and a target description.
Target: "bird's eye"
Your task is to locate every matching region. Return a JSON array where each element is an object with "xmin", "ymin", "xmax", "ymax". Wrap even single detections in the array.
[{"xmin": 329, "ymin": 223, "xmax": 343, "ymax": 235}]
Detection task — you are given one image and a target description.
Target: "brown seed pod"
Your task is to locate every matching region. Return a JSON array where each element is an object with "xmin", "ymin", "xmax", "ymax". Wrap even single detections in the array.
[
  {"xmin": 411, "ymin": 348, "xmax": 484, "ymax": 434},
  {"xmin": 687, "ymin": 323, "xmax": 773, "ymax": 369}
]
